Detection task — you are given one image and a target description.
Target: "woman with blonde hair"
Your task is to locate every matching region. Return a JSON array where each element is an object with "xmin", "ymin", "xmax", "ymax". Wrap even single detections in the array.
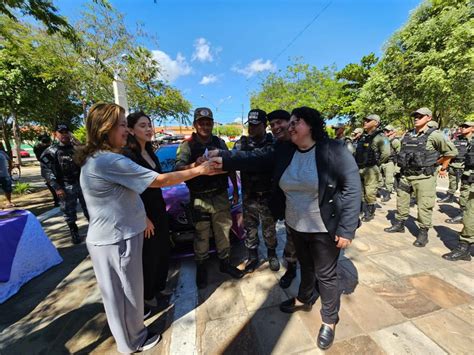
[{"xmin": 77, "ymin": 103, "xmax": 216, "ymax": 353}]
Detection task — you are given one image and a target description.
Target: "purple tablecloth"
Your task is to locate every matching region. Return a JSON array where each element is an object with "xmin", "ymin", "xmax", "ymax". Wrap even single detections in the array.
[{"xmin": 0, "ymin": 210, "xmax": 28, "ymax": 282}]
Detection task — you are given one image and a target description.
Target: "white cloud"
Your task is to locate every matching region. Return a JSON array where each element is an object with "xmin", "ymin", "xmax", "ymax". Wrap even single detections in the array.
[
  {"xmin": 233, "ymin": 116, "xmax": 243, "ymax": 123},
  {"xmin": 192, "ymin": 38, "xmax": 214, "ymax": 62},
  {"xmin": 199, "ymin": 74, "xmax": 219, "ymax": 85},
  {"xmin": 232, "ymin": 59, "xmax": 276, "ymax": 78},
  {"xmin": 152, "ymin": 50, "xmax": 192, "ymax": 83}
]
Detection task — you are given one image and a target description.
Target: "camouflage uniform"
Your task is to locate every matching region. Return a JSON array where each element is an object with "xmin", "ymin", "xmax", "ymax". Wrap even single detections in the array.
[
  {"xmin": 176, "ymin": 133, "xmax": 232, "ymax": 262},
  {"xmin": 40, "ymin": 142, "xmax": 88, "ymax": 239},
  {"xmin": 446, "ymin": 136, "xmax": 469, "ymax": 200},
  {"xmin": 380, "ymin": 137, "xmax": 401, "ymax": 194},
  {"xmin": 233, "ymin": 133, "xmax": 277, "ymax": 251}
]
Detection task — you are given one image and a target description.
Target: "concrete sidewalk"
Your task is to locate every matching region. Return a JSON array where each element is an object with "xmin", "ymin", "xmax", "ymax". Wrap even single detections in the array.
[{"xmin": 0, "ymin": 188, "xmax": 473, "ymax": 354}]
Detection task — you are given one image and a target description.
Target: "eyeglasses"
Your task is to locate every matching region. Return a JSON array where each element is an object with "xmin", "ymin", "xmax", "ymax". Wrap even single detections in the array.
[
  {"xmin": 363, "ymin": 118, "xmax": 373, "ymax": 123},
  {"xmin": 288, "ymin": 118, "xmax": 302, "ymax": 129},
  {"xmin": 414, "ymin": 114, "xmax": 425, "ymax": 119}
]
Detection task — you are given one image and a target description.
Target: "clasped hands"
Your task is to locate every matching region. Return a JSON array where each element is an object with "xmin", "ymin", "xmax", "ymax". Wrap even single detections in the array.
[{"xmin": 194, "ymin": 150, "xmax": 224, "ymax": 175}]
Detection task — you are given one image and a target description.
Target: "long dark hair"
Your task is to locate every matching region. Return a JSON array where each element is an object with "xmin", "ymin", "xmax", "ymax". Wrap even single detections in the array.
[
  {"xmin": 126, "ymin": 111, "xmax": 157, "ymax": 162},
  {"xmin": 291, "ymin": 106, "xmax": 328, "ymax": 141}
]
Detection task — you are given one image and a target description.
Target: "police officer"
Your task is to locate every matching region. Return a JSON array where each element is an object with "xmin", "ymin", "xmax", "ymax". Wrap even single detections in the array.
[
  {"xmin": 34, "ymin": 134, "xmax": 59, "ymax": 207},
  {"xmin": 384, "ymin": 108, "xmax": 458, "ymax": 247},
  {"xmin": 379, "ymin": 125, "xmax": 401, "ymax": 202},
  {"xmin": 355, "ymin": 114, "xmax": 390, "ymax": 222},
  {"xmin": 443, "ymin": 122, "xmax": 473, "ymax": 261},
  {"xmin": 234, "ymin": 109, "xmax": 278, "ymax": 273},
  {"xmin": 175, "ymin": 107, "xmax": 243, "ymax": 288},
  {"xmin": 40, "ymin": 123, "xmax": 89, "ymax": 244},
  {"xmin": 439, "ymin": 125, "xmax": 469, "ymax": 208}
]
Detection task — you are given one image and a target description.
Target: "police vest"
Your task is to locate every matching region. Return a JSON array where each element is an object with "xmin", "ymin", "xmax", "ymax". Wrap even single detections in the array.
[
  {"xmin": 398, "ymin": 128, "xmax": 440, "ymax": 175},
  {"xmin": 185, "ymin": 134, "xmax": 229, "ymax": 194},
  {"xmin": 452, "ymin": 137, "xmax": 469, "ymax": 163},
  {"xmin": 464, "ymin": 140, "xmax": 474, "ymax": 170},
  {"xmin": 239, "ymin": 133, "xmax": 274, "ymax": 194},
  {"xmin": 354, "ymin": 130, "xmax": 383, "ymax": 168},
  {"xmin": 47, "ymin": 144, "xmax": 80, "ymax": 184}
]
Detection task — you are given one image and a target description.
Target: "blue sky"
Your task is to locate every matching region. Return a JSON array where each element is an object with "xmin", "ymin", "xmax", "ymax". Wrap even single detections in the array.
[{"xmin": 56, "ymin": 0, "xmax": 421, "ymax": 124}]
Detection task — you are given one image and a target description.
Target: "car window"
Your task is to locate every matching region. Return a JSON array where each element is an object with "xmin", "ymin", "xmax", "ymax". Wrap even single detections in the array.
[{"xmin": 156, "ymin": 145, "xmax": 177, "ymax": 173}]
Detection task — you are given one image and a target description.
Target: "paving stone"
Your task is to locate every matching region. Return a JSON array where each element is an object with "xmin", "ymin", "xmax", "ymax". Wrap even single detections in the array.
[
  {"xmin": 250, "ymin": 306, "xmax": 317, "ymax": 354},
  {"xmin": 448, "ymin": 304, "xmax": 474, "ymax": 326},
  {"xmin": 368, "ymin": 250, "xmax": 432, "ymax": 277},
  {"xmin": 370, "ymin": 278, "xmax": 441, "ymax": 318},
  {"xmin": 413, "ymin": 310, "xmax": 473, "ymax": 354},
  {"xmin": 341, "ymin": 256, "xmax": 393, "ymax": 286},
  {"xmin": 370, "ymin": 321, "xmax": 447, "ymax": 354},
  {"xmin": 239, "ymin": 272, "xmax": 287, "ymax": 312},
  {"xmin": 407, "ymin": 274, "xmax": 473, "ymax": 309},
  {"xmin": 198, "ymin": 280, "xmax": 247, "ymax": 321},
  {"xmin": 341, "ymin": 285, "xmax": 405, "ymax": 332},
  {"xmin": 347, "ymin": 238, "xmax": 389, "ymax": 256},
  {"xmin": 430, "ymin": 267, "xmax": 474, "ymax": 296},
  {"xmin": 325, "ymin": 335, "xmax": 385, "ymax": 355},
  {"xmin": 458, "ymin": 263, "xmax": 474, "ymax": 274}
]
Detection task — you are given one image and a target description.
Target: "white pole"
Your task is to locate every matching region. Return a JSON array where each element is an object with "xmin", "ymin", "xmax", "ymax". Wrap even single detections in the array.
[{"xmin": 113, "ymin": 74, "xmax": 129, "ymax": 115}]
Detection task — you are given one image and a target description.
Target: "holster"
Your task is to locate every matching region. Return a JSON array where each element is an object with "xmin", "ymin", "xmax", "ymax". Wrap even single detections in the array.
[{"xmin": 398, "ymin": 180, "xmax": 413, "ymax": 194}]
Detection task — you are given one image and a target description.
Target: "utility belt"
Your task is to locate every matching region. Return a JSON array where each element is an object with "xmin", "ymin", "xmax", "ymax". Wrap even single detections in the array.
[
  {"xmin": 189, "ymin": 187, "xmax": 227, "ymax": 198},
  {"xmin": 401, "ymin": 166, "xmax": 437, "ymax": 177}
]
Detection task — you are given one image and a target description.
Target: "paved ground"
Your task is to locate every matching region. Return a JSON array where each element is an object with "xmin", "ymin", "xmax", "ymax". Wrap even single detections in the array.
[{"xmin": 0, "ymin": 166, "xmax": 472, "ymax": 354}]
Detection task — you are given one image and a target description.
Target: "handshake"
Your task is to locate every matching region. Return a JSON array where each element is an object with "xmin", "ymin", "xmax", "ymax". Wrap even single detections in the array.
[{"xmin": 194, "ymin": 149, "xmax": 224, "ymax": 175}]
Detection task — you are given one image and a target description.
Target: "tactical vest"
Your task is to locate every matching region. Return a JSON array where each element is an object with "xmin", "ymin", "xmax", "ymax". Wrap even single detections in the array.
[
  {"xmin": 354, "ymin": 130, "xmax": 383, "ymax": 168},
  {"xmin": 452, "ymin": 137, "xmax": 469, "ymax": 163},
  {"xmin": 185, "ymin": 134, "xmax": 229, "ymax": 194},
  {"xmin": 397, "ymin": 128, "xmax": 440, "ymax": 176},
  {"xmin": 48, "ymin": 144, "xmax": 80, "ymax": 184},
  {"xmin": 239, "ymin": 133, "xmax": 274, "ymax": 194},
  {"xmin": 387, "ymin": 138, "xmax": 399, "ymax": 162}
]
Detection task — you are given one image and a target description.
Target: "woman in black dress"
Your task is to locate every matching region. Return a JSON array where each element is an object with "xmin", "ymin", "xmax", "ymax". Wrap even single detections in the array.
[{"xmin": 124, "ymin": 111, "xmax": 170, "ymax": 308}]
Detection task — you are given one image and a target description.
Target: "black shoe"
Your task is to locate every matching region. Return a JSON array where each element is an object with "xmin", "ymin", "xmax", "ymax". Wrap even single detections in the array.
[
  {"xmin": 446, "ymin": 212, "xmax": 463, "ymax": 224},
  {"xmin": 381, "ymin": 190, "xmax": 391, "ymax": 202},
  {"xmin": 279, "ymin": 297, "xmax": 315, "ymax": 313},
  {"xmin": 244, "ymin": 248, "xmax": 259, "ymax": 273},
  {"xmin": 413, "ymin": 228, "xmax": 429, "ymax": 247},
  {"xmin": 219, "ymin": 259, "xmax": 244, "ymax": 279},
  {"xmin": 384, "ymin": 220, "xmax": 405, "ymax": 233},
  {"xmin": 279, "ymin": 262, "xmax": 296, "ymax": 289},
  {"xmin": 137, "ymin": 332, "xmax": 162, "ymax": 352},
  {"xmin": 267, "ymin": 248, "xmax": 280, "ymax": 271},
  {"xmin": 317, "ymin": 324, "xmax": 335, "ymax": 350},
  {"xmin": 144, "ymin": 307, "xmax": 152, "ymax": 320},
  {"xmin": 68, "ymin": 222, "xmax": 81, "ymax": 244},
  {"xmin": 196, "ymin": 263, "xmax": 208, "ymax": 289},
  {"xmin": 361, "ymin": 204, "xmax": 375, "ymax": 222},
  {"xmin": 442, "ymin": 241, "xmax": 472, "ymax": 261},
  {"xmin": 437, "ymin": 193, "xmax": 455, "ymax": 203}
]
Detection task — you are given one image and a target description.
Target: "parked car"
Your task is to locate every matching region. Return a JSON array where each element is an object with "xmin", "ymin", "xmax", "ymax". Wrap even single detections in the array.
[
  {"xmin": 156, "ymin": 144, "xmax": 245, "ymax": 254},
  {"xmin": 12, "ymin": 149, "xmax": 31, "ymax": 158}
]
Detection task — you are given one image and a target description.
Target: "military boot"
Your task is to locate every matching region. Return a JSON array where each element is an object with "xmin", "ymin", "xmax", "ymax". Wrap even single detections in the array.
[
  {"xmin": 442, "ymin": 241, "xmax": 472, "ymax": 261},
  {"xmin": 446, "ymin": 211, "xmax": 463, "ymax": 224},
  {"xmin": 219, "ymin": 258, "xmax": 244, "ymax": 279},
  {"xmin": 381, "ymin": 190, "xmax": 391, "ymax": 202},
  {"xmin": 384, "ymin": 219, "xmax": 405, "ymax": 233},
  {"xmin": 68, "ymin": 222, "xmax": 81, "ymax": 244},
  {"xmin": 279, "ymin": 262, "xmax": 296, "ymax": 289},
  {"xmin": 267, "ymin": 248, "xmax": 280, "ymax": 271},
  {"xmin": 413, "ymin": 228, "xmax": 429, "ymax": 247},
  {"xmin": 195, "ymin": 262, "xmax": 208, "ymax": 289},
  {"xmin": 361, "ymin": 204, "xmax": 375, "ymax": 222},
  {"xmin": 437, "ymin": 193, "xmax": 455, "ymax": 203},
  {"xmin": 244, "ymin": 248, "xmax": 259, "ymax": 273}
]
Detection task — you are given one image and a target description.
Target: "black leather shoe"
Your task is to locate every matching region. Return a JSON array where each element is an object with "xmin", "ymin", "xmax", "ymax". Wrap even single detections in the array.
[
  {"xmin": 219, "ymin": 259, "xmax": 244, "ymax": 279},
  {"xmin": 442, "ymin": 241, "xmax": 472, "ymax": 261},
  {"xmin": 384, "ymin": 220, "xmax": 405, "ymax": 233},
  {"xmin": 361, "ymin": 204, "xmax": 375, "ymax": 222},
  {"xmin": 413, "ymin": 228, "xmax": 429, "ymax": 247},
  {"xmin": 279, "ymin": 262, "xmax": 296, "ymax": 289},
  {"xmin": 446, "ymin": 212, "xmax": 463, "ymax": 224},
  {"xmin": 317, "ymin": 324, "xmax": 335, "ymax": 350},
  {"xmin": 279, "ymin": 297, "xmax": 315, "ymax": 313}
]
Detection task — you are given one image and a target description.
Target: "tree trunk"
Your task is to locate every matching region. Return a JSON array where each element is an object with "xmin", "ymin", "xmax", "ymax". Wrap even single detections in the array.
[
  {"xmin": 11, "ymin": 111, "xmax": 22, "ymax": 166},
  {"xmin": 0, "ymin": 115, "xmax": 13, "ymax": 158}
]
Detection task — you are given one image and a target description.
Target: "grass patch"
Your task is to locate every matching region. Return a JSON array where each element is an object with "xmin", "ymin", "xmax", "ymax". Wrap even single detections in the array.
[{"xmin": 13, "ymin": 182, "xmax": 32, "ymax": 195}]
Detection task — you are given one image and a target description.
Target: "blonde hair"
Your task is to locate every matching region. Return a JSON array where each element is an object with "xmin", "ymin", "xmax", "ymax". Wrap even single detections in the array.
[{"xmin": 75, "ymin": 103, "xmax": 125, "ymax": 166}]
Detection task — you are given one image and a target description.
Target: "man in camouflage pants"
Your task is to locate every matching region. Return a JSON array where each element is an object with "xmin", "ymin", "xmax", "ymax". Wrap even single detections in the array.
[
  {"xmin": 233, "ymin": 109, "xmax": 279, "ymax": 273},
  {"xmin": 379, "ymin": 124, "xmax": 401, "ymax": 202}
]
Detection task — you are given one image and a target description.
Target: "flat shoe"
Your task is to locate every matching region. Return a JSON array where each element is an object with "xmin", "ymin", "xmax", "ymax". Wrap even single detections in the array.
[
  {"xmin": 317, "ymin": 324, "xmax": 335, "ymax": 350},
  {"xmin": 279, "ymin": 297, "xmax": 313, "ymax": 313}
]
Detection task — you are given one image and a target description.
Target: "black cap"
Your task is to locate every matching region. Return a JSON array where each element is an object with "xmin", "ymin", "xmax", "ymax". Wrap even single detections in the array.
[
  {"xmin": 55, "ymin": 123, "xmax": 70, "ymax": 132},
  {"xmin": 245, "ymin": 109, "xmax": 267, "ymax": 125},
  {"xmin": 193, "ymin": 107, "xmax": 213, "ymax": 122},
  {"xmin": 38, "ymin": 134, "xmax": 51, "ymax": 143},
  {"xmin": 267, "ymin": 110, "xmax": 290, "ymax": 122}
]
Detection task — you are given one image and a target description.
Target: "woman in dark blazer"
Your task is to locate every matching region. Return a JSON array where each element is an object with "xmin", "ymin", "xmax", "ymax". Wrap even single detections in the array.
[
  {"xmin": 217, "ymin": 106, "xmax": 361, "ymax": 350},
  {"xmin": 124, "ymin": 111, "xmax": 171, "ymax": 310}
]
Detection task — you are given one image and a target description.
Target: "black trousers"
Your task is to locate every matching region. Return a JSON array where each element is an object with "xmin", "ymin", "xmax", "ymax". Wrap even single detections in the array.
[
  {"xmin": 142, "ymin": 217, "xmax": 171, "ymax": 300},
  {"xmin": 289, "ymin": 225, "xmax": 341, "ymax": 324}
]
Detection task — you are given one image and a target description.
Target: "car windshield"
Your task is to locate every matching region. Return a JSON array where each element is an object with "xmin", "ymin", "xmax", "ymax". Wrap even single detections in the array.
[{"xmin": 156, "ymin": 145, "xmax": 177, "ymax": 173}]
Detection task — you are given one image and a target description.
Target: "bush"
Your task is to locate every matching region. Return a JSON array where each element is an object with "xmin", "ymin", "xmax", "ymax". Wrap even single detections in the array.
[{"xmin": 13, "ymin": 182, "xmax": 32, "ymax": 195}]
